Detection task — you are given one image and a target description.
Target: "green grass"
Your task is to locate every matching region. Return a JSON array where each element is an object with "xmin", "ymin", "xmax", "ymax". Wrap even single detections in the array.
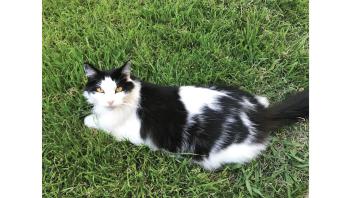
[{"xmin": 43, "ymin": 0, "xmax": 308, "ymax": 197}]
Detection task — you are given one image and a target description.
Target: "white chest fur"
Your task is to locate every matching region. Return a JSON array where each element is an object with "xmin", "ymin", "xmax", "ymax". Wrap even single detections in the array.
[{"xmin": 94, "ymin": 106, "xmax": 144, "ymax": 145}]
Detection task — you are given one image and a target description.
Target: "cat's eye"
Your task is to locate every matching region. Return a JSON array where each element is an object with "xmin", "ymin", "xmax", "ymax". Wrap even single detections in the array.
[
  {"xmin": 96, "ymin": 87, "xmax": 104, "ymax": 93},
  {"xmin": 115, "ymin": 86, "xmax": 123, "ymax": 93}
]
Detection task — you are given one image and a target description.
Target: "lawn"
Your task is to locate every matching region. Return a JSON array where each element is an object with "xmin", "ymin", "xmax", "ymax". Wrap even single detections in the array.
[{"xmin": 43, "ymin": 0, "xmax": 308, "ymax": 197}]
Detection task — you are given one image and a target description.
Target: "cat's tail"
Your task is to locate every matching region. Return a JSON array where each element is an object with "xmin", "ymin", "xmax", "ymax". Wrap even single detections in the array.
[{"xmin": 255, "ymin": 89, "xmax": 309, "ymax": 133}]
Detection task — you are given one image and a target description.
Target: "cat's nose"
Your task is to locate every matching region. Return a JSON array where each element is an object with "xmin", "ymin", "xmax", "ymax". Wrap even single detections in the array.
[{"xmin": 107, "ymin": 101, "xmax": 114, "ymax": 105}]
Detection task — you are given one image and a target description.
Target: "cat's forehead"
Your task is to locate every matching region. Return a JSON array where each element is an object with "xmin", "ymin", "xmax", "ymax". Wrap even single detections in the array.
[{"xmin": 100, "ymin": 77, "xmax": 117, "ymax": 90}]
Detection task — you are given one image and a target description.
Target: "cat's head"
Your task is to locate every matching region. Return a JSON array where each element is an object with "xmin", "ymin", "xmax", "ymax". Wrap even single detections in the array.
[{"xmin": 83, "ymin": 60, "xmax": 140, "ymax": 109}]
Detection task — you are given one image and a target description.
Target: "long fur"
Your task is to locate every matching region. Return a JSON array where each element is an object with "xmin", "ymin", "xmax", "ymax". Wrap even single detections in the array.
[
  {"xmin": 82, "ymin": 61, "xmax": 309, "ymax": 170},
  {"xmin": 254, "ymin": 90, "xmax": 309, "ymax": 135}
]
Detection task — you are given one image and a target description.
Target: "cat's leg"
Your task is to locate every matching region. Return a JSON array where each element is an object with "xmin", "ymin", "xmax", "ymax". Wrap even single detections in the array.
[
  {"xmin": 196, "ymin": 158, "xmax": 221, "ymax": 171},
  {"xmin": 84, "ymin": 114, "xmax": 99, "ymax": 129}
]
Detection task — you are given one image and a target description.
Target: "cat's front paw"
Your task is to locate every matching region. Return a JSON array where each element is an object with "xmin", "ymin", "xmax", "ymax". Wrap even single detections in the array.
[{"xmin": 84, "ymin": 114, "xmax": 98, "ymax": 129}]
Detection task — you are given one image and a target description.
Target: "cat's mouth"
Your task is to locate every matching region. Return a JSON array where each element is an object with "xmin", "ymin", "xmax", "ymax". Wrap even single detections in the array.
[{"xmin": 106, "ymin": 105, "xmax": 117, "ymax": 109}]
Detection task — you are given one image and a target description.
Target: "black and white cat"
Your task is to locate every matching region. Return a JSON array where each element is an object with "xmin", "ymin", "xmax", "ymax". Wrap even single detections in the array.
[{"xmin": 83, "ymin": 60, "xmax": 308, "ymax": 170}]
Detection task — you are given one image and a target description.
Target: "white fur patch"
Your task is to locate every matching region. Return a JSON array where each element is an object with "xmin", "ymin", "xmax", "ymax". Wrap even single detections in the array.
[
  {"xmin": 84, "ymin": 114, "xmax": 98, "ymax": 129},
  {"xmin": 179, "ymin": 86, "xmax": 227, "ymax": 118},
  {"xmin": 240, "ymin": 111, "xmax": 257, "ymax": 143},
  {"xmin": 200, "ymin": 143, "xmax": 267, "ymax": 170},
  {"xmin": 240, "ymin": 111, "xmax": 252, "ymax": 127},
  {"xmin": 255, "ymin": 95, "xmax": 270, "ymax": 108},
  {"xmin": 111, "ymin": 110, "xmax": 143, "ymax": 145},
  {"xmin": 239, "ymin": 97, "xmax": 256, "ymax": 110}
]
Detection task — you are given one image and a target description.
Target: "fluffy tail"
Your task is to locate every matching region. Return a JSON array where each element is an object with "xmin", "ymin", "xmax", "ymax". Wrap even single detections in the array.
[{"xmin": 255, "ymin": 89, "xmax": 309, "ymax": 132}]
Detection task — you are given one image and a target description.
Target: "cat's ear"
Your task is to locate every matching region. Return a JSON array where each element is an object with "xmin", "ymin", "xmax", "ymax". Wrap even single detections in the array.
[
  {"xmin": 120, "ymin": 60, "xmax": 132, "ymax": 79},
  {"xmin": 83, "ymin": 63, "xmax": 100, "ymax": 78}
]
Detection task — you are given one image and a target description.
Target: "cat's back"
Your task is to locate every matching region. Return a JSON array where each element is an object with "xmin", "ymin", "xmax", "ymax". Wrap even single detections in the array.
[
  {"xmin": 178, "ymin": 85, "xmax": 269, "ymax": 113},
  {"xmin": 138, "ymin": 83, "xmax": 268, "ymax": 114}
]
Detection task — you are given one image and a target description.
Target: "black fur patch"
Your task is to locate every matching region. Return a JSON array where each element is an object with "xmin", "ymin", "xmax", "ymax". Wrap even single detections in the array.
[{"xmin": 137, "ymin": 82, "xmax": 188, "ymax": 152}]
